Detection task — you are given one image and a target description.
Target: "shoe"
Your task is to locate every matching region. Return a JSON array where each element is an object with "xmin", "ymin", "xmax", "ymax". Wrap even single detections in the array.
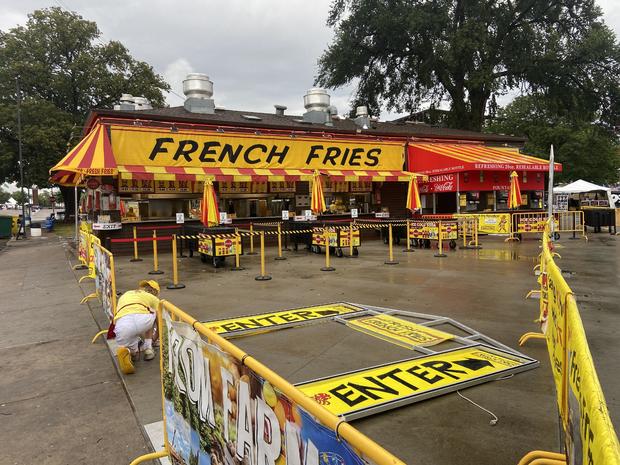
[
  {"xmin": 152, "ymin": 339, "xmax": 160, "ymax": 348},
  {"xmin": 117, "ymin": 347, "xmax": 135, "ymax": 374},
  {"xmin": 131, "ymin": 351, "xmax": 140, "ymax": 362},
  {"xmin": 144, "ymin": 348, "xmax": 155, "ymax": 361}
]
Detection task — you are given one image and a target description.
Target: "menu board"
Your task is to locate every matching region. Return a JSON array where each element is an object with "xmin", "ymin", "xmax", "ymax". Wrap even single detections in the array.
[
  {"xmin": 324, "ymin": 180, "xmax": 349, "ymax": 193},
  {"xmin": 270, "ymin": 181, "xmax": 296, "ymax": 193},
  {"xmin": 154, "ymin": 180, "xmax": 193, "ymax": 193},
  {"xmin": 118, "ymin": 178, "xmax": 154, "ymax": 193},
  {"xmin": 350, "ymin": 181, "xmax": 372, "ymax": 192},
  {"xmin": 218, "ymin": 182, "xmax": 268, "ymax": 194}
]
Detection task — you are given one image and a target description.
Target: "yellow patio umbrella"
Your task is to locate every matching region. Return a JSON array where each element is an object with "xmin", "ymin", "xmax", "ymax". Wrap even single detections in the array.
[
  {"xmin": 201, "ymin": 179, "xmax": 220, "ymax": 227},
  {"xmin": 406, "ymin": 175, "xmax": 422, "ymax": 211},
  {"xmin": 508, "ymin": 171, "xmax": 522, "ymax": 209},
  {"xmin": 310, "ymin": 170, "xmax": 326, "ymax": 214}
]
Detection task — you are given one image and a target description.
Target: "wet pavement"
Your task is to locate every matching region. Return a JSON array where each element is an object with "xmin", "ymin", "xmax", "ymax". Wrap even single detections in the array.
[{"xmin": 2, "ymin": 229, "xmax": 618, "ymax": 464}]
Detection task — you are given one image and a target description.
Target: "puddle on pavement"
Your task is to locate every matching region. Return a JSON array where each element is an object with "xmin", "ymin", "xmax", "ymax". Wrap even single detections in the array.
[{"xmin": 475, "ymin": 248, "xmax": 538, "ymax": 262}]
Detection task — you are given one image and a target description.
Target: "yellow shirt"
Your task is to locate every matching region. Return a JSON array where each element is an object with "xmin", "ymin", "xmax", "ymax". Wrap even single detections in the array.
[{"xmin": 114, "ymin": 290, "xmax": 160, "ymax": 322}]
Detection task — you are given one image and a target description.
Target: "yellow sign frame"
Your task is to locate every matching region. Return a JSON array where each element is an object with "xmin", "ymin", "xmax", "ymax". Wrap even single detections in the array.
[
  {"xmin": 202, "ymin": 302, "xmax": 365, "ymax": 336},
  {"xmin": 296, "ymin": 344, "xmax": 537, "ymax": 420}
]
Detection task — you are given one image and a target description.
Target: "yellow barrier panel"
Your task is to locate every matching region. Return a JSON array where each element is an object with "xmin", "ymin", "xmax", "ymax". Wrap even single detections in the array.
[
  {"xmin": 73, "ymin": 227, "xmax": 89, "ymax": 270},
  {"xmin": 127, "ymin": 300, "xmax": 407, "ymax": 465},
  {"xmin": 130, "ymin": 226, "xmax": 142, "ymax": 262},
  {"xmin": 166, "ymin": 235, "xmax": 185, "ymax": 289},
  {"xmin": 78, "ymin": 233, "xmax": 99, "ymax": 283},
  {"xmin": 149, "ymin": 230, "xmax": 164, "ymax": 275},
  {"xmin": 518, "ymin": 219, "xmax": 620, "ymax": 465}
]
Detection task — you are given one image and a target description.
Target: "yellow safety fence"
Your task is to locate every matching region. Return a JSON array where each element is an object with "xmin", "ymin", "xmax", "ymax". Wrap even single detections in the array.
[
  {"xmin": 455, "ymin": 211, "xmax": 587, "ymax": 242},
  {"xmin": 519, "ymin": 220, "xmax": 620, "ymax": 465},
  {"xmin": 129, "ymin": 300, "xmax": 406, "ymax": 465}
]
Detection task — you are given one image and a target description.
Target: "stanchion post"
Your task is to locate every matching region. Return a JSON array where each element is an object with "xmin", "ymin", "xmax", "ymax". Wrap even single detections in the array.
[
  {"xmin": 275, "ymin": 223, "xmax": 286, "ymax": 260},
  {"xmin": 167, "ymin": 235, "xmax": 185, "ymax": 289},
  {"xmin": 231, "ymin": 233, "xmax": 245, "ymax": 271},
  {"xmin": 149, "ymin": 230, "xmax": 164, "ymax": 274},
  {"xmin": 130, "ymin": 226, "xmax": 142, "ymax": 262},
  {"xmin": 255, "ymin": 232, "xmax": 272, "ymax": 280},
  {"xmin": 247, "ymin": 222, "xmax": 257, "ymax": 255},
  {"xmin": 348, "ymin": 224, "xmax": 358, "ymax": 258},
  {"xmin": 321, "ymin": 228, "xmax": 335, "ymax": 271},
  {"xmin": 385, "ymin": 223, "xmax": 399, "ymax": 265},
  {"xmin": 434, "ymin": 220, "xmax": 447, "ymax": 258},
  {"xmin": 570, "ymin": 212, "xmax": 578, "ymax": 240},
  {"xmin": 403, "ymin": 219, "xmax": 414, "ymax": 252}
]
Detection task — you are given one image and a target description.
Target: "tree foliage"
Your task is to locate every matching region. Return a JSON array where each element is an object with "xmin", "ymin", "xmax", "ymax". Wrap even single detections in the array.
[
  {"xmin": 0, "ymin": 188, "xmax": 10, "ymax": 204},
  {"xmin": 11, "ymin": 190, "xmax": 30, "ymax": 205},
  {"xmin": 488, "ymin": 95, "xmax": 619, "ymax": 184},
  {"xmin": 316, "ymin": 0, "xmax": 620, "ymax": 131},
  {"xmin": 0, "ymin": 7, "xmax": 170, "ymax": 190}
]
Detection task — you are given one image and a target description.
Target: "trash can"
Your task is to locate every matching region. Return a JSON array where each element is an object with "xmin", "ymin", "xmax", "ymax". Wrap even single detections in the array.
[
  {"xmin": 0, "ymin": 216, "xmax": 12, "ymax": 238},
  {"xmin": 30, "ymin": 222, "xmax": 42, "ymax": 237}
]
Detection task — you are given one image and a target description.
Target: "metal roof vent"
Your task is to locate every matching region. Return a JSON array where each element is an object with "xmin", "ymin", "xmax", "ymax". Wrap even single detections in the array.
[
  {"xmin": 354, "ymin": 105, "xmax": 370, "ymax": 130},
  {"xmin": 183, "ymin": 73, "xmax": 215, "ymax": 114},
  {"xmin": 274, "ymin": 105, "xmax": 287, "ymax": 116},
  {"xmin": 119, "ymin": 94, "xmax": 135, "ymax": 111},
  {"xmin": 303, "ymin": 88, "xmax": 332, "ymax": 125},
  {"xmin": 133, "ymin": 96, "xmax": 152, "ymax": 110}
]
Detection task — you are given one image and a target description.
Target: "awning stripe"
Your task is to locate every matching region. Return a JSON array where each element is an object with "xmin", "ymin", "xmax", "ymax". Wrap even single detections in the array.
[
  {"xmin": 409, "ymin": 143, "xmax": 562, "ymax": 173},
  {"xmin": 117, "ymin": 166, "xmax": 419, "ymax": 182}
]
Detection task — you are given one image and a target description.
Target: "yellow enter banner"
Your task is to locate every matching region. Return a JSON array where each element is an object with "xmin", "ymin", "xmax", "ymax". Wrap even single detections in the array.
[
  {"xmin": 347, "ymin": 314, "xmax": 454, "ymax": 348},
  {"xmin": 110, "ymin": 125, "xmax": 404, "ymax": 171},
  {"xmin": 297, "ymin": 345, "xmax": 535, "ymax": 418},
  {"xmin": 203, "ymin": 303, "xmax": 363, "ymax": 336}
]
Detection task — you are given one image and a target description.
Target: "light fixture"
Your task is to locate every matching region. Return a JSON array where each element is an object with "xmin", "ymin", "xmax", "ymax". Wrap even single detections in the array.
[
  {"xmin": 463, "ymin": 172, "xmax": 469, "ymax": 183},
  {"xmin": 479, "ymin": 171, "xmax": 484, "ymax": 183},
  {"xmin": 255, "ymin": 130, "xmax": 262, "ymax": 136},
  {"xmin": 523, "ymin": 171, "xmax": 528, "ymax": 183},
  {"xmin": 170, "ymin": 124, "xmax": 178, "ymax": 133},
  {"xmin": 216, "ymin": 128, "xmax": 225, "ymax": 133}
]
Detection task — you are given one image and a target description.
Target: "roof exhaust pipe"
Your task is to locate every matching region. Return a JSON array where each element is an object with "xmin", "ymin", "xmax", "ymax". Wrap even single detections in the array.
[
  {"xmin": 274, "ymin": 104, "xmax": 287, "ymax": 116},
  {"xmin": 302, "ymin": 88, "xmax": 333, "ymax": 126},
  {"xmin": 183, "ymin": 73, "xmax": 215, "ymax": 114},
  {"xmin": 354, "ymin": 105, "xmax": 370, "ymax": 130}
]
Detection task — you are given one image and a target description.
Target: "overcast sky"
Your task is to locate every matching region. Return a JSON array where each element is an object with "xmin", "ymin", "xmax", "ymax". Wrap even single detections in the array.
[{"xmin": 2, "ymin": 0, "xmax": 619, "ymax": 121}]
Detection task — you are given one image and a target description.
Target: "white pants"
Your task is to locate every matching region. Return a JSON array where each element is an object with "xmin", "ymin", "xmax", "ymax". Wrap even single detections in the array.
[{"xmin": 115, "ymin": 313, "xmax": 156, "ymax": 353}]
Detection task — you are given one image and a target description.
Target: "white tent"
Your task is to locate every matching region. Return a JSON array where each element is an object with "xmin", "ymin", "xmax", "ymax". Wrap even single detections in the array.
[
  {"xmin": 5, "ymin": 197, "xmax": 17, "ymax": 206},
  {"xmin": 554, "ymin": 179, "xmax": 615, "ymax": 206}
]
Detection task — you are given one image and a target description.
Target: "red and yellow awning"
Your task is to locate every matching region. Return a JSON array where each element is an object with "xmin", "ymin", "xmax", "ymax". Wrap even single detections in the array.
[
  {"xmin": 116, "ymin": 166, "xmax": 417, "ymax": 182},
  {"xmin": 408, "ymin": 143, "xmax": 562, "ymax": 175},
  {"xmin": 50, "ymin": 124, "xmax": 116, "ymax": 184}
]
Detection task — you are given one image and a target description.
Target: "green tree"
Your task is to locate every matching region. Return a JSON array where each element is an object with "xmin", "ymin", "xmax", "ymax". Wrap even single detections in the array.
[
  {"xmin": 488, "ymin": 95, "xmax": 619, "ymax": 184},
  {"xmin": 316, "ymin": 0, "xmax": 620, "ymax": 131},
  {"xmin": 0, "ymin": 188, "xmax": 10, "ymax": 204},
  {"xmin": 11, "ymin": 190, "xmax": 30, "ymax": 205},
  {"xmin": 0, "ymin": 7, "xmax": 170, "ymax": 215}
]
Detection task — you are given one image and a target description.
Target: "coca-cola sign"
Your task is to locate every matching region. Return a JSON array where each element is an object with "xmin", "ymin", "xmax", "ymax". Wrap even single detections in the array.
[{"xmin": 419, "ymin": 174, "xmax": 456, "ymax": 193}]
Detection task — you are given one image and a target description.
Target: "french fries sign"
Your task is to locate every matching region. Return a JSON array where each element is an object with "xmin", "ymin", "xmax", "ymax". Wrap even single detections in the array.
[{"xmin": 297, "ymin": 345, "xmax": 537, "ymax": 419}]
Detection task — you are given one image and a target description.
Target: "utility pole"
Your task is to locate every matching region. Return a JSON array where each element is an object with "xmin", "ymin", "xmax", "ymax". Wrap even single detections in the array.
[{"xmin": 16, "ymin": 76, "xmax": 27, "ymax": 239}]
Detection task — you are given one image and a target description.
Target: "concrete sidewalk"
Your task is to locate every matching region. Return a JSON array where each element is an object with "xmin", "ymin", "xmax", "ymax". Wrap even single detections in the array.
[{"xmin": 0, "ymin": 236, "xmax": 150, "ymax": 465}]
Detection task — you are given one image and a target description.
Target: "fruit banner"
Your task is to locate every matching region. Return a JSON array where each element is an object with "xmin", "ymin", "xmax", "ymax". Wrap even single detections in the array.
[
  {"xmin": 161, "ymin": 311, "xmax": 371, "ymax": 465},
  {"xmin": 92, "ymin": 242, "xmax": 117, "ymax": 321}
]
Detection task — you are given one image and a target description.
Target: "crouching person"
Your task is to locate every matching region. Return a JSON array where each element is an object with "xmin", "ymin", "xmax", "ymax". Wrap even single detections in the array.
[{"xmin": 114, "ymin": 280, "xmax": 161, "ymax": 374}]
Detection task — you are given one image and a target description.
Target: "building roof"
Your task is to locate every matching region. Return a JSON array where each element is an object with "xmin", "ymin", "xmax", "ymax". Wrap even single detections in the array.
[{"xmin": 86, "ymin": 106, "xmax": 526, "ymax": 144}]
